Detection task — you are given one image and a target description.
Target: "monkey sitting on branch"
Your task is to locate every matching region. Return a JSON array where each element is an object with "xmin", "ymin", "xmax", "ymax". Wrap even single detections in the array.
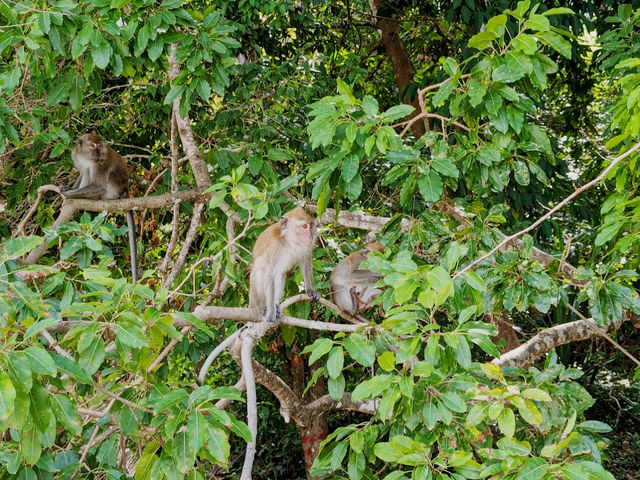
[
  {"xmin": 249, "ymin": 207, "xmax": 320, "ymax": 323},
  {"xmin": 330, "ymin": 241, "xmax": 384, "ymax": 317},
  {"xmin": 61, "ymin": 132, "xmax": 139, "ymax": 283}
]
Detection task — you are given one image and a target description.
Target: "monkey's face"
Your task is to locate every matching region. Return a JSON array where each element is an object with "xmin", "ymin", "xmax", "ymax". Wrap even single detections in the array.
[
  {"xmin": 75, "ymin": 133, "xmax": 107, "ymax": 161},
  {"xmin": 294, "ymin": 219, "xmax": 314, "ymax": 247}
]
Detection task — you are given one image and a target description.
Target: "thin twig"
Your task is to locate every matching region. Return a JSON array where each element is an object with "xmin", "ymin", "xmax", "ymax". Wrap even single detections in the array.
[
  {"xmin": 566, "ymin": 303, "xmax": 640, "ymax": 367},
  {"xmin": 198, "ymin": 326, "xmax": 247, "ymax": 383},
  {"xmin": 147, "ymin": 326, "xmax": 192, "ymax": 373},
  {"xmin": 454, "ymin": 141, "xmax": 640, "ymax": 279}
]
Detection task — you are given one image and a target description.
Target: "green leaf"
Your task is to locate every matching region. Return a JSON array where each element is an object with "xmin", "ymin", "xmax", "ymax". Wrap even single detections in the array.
[
  {"xmin": 20, "ymin": 425, "xmax": 41, "ymax": 465},
  {"xmin": 538, "ymin": 31, "xmax": 572, "ymax": 59},
  {"xmin": 205, "ymin": 424, "xmax": 230, "ymax": 466},
  {"xmin": 328, "ymin": 374, "xmax": 345, "ymax": 400},
  {"xmin": 525, "ymin": 14, "xmax": 550, "ymax": 32},
  {"xmin": 377, "ymin": 351, "xmax": 396, "ymax": 372},
  {"xmin": 373, "ymin": 442, "xmax": 401, "ymax": 462},
  {"xmin": 562, "ymin": 461, "xmax": 615, "ymax": 480},
  {"xmin": 45, "ymin": 82, "xmax": 70, "ymax": 107},
  {"xmin": 431, "ymin": 81, "xmax": 454, "ymax": 107},
  {"xmin": 351, "ymin": 375, "xmax": 394, "ymax": 401},
  {"xmin": 578, "ymin": 420, "xmax": 612, "ymax": 433},
  {"xmin": 343, "ymin": 333, "xmax": 375, "ymax": 367},
  {"xmin": 91, "ymin": 39, "xmax": 112, "ymax": 69},
  {"xmin": 327, "ymin": 347, "xmax": 344, "ymax": 379},
  {"xmin": 50, "ymin": 394, "xmax": 81, "ymax": 435},
  {"xmin": 24, "ymin": 347, "xmax": 56, "ymax": 376},
  {"xmin": 464, "ymin": 271, "xmax": 486, "ymax": 292},
  {"xmin": 497, "ymin": 407, "xmax": 515, "ymax": 438},
  {"xmin": 417, "ymin": 169, "xmax": 443, "ymax": 203},
  {"xmin": 484, "ymin": 91, "xmax": 503, "ymax": 115},
  {"xmin": 467, "ymin": 78, "xmax": 488, "ymax": 107},
  {"xmin": 516, "ymin": 458, "xmax": 549, "ymax": 480},
  {"xmin": 362, "ymin": 96, "xmax": 379, "ymax": 117},
  {"xmin": 381, "ymin": 104, "xmax": 414, "ymax": 121},
  {"xmin": 173, "ymin": 430, "xmax": 195, "ymax": 473},
  {"xmin": 305, "ymin": 338, "xmax": 333, "ymax": 365},
  {"xmin": 341, "ymin": 154, "xmax": 359, "ymax": 183},
  {"xmin": 113, "ymin": 322, "xmax": 148, "ymax": 348},
  {"xmin": 187, "ymin": 411, "xmax": 206, "ymax": 452},
  {"xmin": 432, "ymin": 157, "xmax": 459, "ymax": 178},
  {"xmin": 468, "ymin": 31, "xmax": 496, "ymax": 50},
  {"xmin": 542, "ymin": 7, "xmax": 573, "ymax": 16},
  {"xmin": 0, "ymin": 372, "xmax": 16, "ymax": 419},
  {"xmin": 155, "ymin": 389, "xmax": 188, "ymax": 413},
  {"xmin": 513, "ymin": 160, "xmax": 530, "ymax": 185},
  {"xmin": 3, "ymin": 236, "xmax": 44, "ymax": 258},
  {"xmin": 513, "ymin": 33, "xmax": 538, "ymax": 54},
  {"xmin": 442, "ymin": 390, "xmax": 466, "ymax": 413}
]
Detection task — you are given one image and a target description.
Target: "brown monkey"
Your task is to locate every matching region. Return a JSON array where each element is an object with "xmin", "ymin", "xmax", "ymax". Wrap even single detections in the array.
[
  {"xmin": 249, "ymin": 207, "xmax": 319, "ymax": 323},
  {"xmin": 62, "ymin": 132, "xmax": 139, "ymax": 283},
  {"xmin": 330, "ymin": 241, "xmax": 384, "ymax": 316}
]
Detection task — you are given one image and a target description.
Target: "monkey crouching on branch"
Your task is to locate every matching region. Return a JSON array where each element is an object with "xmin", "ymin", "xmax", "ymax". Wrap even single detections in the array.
[
  {"xmin": 61, "ymin": 132, "xmax": 139, "ymax": 283},
  {"xmin": 249, "ymin": 207, "xmax": 319, "ymax": 323},
  {"xmin": 330, "ymin": 241, "xmax": 384, "ymax": 316}
]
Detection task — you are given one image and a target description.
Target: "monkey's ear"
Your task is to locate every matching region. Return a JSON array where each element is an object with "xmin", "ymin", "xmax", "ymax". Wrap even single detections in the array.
[{"xmin": 280, "ymin": 216, "xmax": 289, "ymax": 230}]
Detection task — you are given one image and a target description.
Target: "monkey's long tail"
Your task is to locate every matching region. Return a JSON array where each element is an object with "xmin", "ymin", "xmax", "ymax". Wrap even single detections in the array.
[{"xmin": 126, "ymin": 210, "xmax": 139, "ymax": 283}]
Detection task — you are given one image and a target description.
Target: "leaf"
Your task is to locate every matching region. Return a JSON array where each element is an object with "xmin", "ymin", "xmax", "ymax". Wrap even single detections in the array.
[
  {"xmin": 468, "ymin": 31, "xmax": 496, "ymax": 50},
  {"xmin": 205, "ymin": 424, "xmax": 230, "ymax": 466},
  {"xmin": 50, "ymin": 394, "xmax": 81, "ymax": 435},
  {"xmin": 525, "ymin": 14, "xmax": 550, "ymax": 32},
  {"xmin": 113, "ymin": 322, "xmax": 148, "ymax": 348},
  {"xmin": 497, "ymin": 407, "xmax": 515, "ymax": 438},
  {"xmin": 513, "ymin": 160, "xmax": 530, "ymax": 185},
  {"xmin": 516, "ymin": 458, "xmax": 549, "ymax": 480},
  {"xmin": 91, "ymin": 39, "xmax": 112, "ymax": 69},
  {"xmin": 20, "ymin": 425, "xmax": 42, "ymax": 465},
  {"xmin": 381, "ymin": 104, "xmax": 414, "ymax": 121},
  {"xmin": 578, "ymin": 420, "xmax": 612, "ymax": 433},
  {"xmin": 343, "ymin": 333, "xmax": 375, "ymax": 367},
  {"xmin": 432, "ymin": 157, "xmax": 459, "ymax": 178},
  {"xmin": 539, "ymin": 31, "xmax": 572, "ymax": 59},
  {"xmin": 305, "ymin": 338, "xmax": 333, "ymax": 365},
  {"xmin": 431, "ymin": 81, "xmax": 454, "ymax": 107},
  {"xmin": 377, "ymin": 351, "xmax": 395, "ymax": 372},
  {"xmin": 351, "ymin": 375, "xmax": 394, "ymax": 401},
  {"xmin": 24, "ymin": 347, "xmax": 56, "ymax": 376},
  {"xmin": 327, "ymin": 347, "xmax": 344, "ymax": 379},
  {"xmin": 562, "ymin": 461, "xmax": 615, "ymax": 480},
  {"xmin": 173, "ymin": 430, "xmax": 195, "ymax": 473},
  {"xmin": 442, "ymin": 390, "xmax": 466, "ymax": 413},
  {"xmin": 484, "ymin": 91, "xmax": 503, "ymax": 115},
  {"xmin": 341, "ymin": 154, "xmax": 359, "ymax": 183},
  {"xmin": 464, "ymin": 271, "xmax": 486, "ymax": 292},
  {"xmin": 417, "ymin": 169, "xmax": 443, "ymax": 203},
  {"xmin": 362, "ymin": 96, "xmax": 379, "ymax": 117},
  {"xmin": 467, "ymin": 78, "xmax": 487, "ymax": 107},
  {"xmin": 0, "ymin": 372, "xmax": 16, "ymax": 419},
  {"xmin": 187, "ymin": 411, "xmax": 206, "ymax": 452},
  {"xmin": 154, "ymin": 389, "xmax": 188, "ymax": 413},
  {"xmin": 513, "ymin": 33, "xmax": 538, "ymax": 54}
]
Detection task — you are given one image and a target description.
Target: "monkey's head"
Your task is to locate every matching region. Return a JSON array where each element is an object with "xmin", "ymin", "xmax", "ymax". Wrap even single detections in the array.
[
  {"xmin": 365, "ymin": 240, "xmax": 384, "ymax": 254},
  {"xmin": 74, "ymin": 132, "xmax": 107, "ymax": 161},
  {"xmin": 281, "ymin": 207, "xmax": 315, "ymax": 247}
]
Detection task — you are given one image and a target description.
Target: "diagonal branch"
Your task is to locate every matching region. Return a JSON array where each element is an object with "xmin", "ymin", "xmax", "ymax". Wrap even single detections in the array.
[{"xmin": 454, "ymin": 141, "xmax": 640, "ymax": 280}]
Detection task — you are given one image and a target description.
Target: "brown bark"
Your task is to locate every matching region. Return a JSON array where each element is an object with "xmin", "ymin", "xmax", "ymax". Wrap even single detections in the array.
[{"xmin": 370, "ymin": 0, "xmax": 423, "ymax": 138}]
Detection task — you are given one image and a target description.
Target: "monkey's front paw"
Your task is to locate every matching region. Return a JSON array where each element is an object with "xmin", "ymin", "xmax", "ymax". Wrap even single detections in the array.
[{"xmin": 307, "ymin": 289, "xmax": 320, "ymax": 302}]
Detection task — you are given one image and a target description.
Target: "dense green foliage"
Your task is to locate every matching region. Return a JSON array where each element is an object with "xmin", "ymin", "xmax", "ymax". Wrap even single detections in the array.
[{"xmin": 1, "ymin": 1, "xmax": 640, "ymax": 479}]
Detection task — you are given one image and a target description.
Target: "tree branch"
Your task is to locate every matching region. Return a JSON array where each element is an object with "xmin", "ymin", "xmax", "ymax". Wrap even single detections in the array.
[{"xmin": 454, "ymin": 141, "xmax": 640, "ymax": 280}]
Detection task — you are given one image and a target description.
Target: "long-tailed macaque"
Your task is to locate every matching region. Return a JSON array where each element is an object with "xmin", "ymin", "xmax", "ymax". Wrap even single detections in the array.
[
  {"xmin": 62, "ymin": 132, "xmax": 139, "ymax": 283},
  {"xmin": 249, "ymin": 207, "xmax": 319, "ymax": 323},
  {"xmin": 330, "ymin": 241, "xmax": 384, "ymax": 316}
]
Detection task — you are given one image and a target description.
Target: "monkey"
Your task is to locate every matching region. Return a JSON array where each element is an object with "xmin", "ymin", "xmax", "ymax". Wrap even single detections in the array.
[
  {"xmin": 249, "ymin": 207, "xmax": 319, "ymax": 323},
  {"xmin": 330, "ymin": 241, "xmax": 384, "ymax": 316},
  {"xmin": 61, "ymin": 132, "xmax": 139, "ymax": 283}
]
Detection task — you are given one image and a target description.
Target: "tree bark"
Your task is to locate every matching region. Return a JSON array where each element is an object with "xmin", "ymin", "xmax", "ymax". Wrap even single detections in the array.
[{"xmin": 370, "ymin": 0, "xmax": 423, "ymax": 138}]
